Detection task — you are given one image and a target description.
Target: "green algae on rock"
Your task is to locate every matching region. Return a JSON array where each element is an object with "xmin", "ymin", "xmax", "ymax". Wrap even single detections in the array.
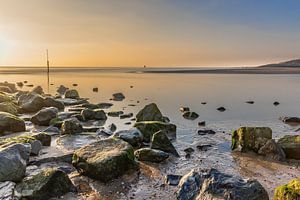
[
  {"xmin": 0, "ymin": 112, "xmax": 25, "ymax": 134},
  {"xmin": 274, "ymin": 179, "xmax": 300, "ymax": 200},
  {"xmin": 278, "ymin": 135, "xmax": 300, "ymax": 160},
  {"xmin": 16, "ymin": 168, "xmax": 75, "ymax": 200},
  {"xmin": 0, "ymin": 102, "xmax": 20, "ymax": 115},
  {"xmin": 72, "ymin": 137, "xmax": 136, "ymax": 182}
]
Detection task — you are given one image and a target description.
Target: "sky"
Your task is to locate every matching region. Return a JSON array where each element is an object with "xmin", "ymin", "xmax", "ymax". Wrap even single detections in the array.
[{"xmin": 0, "ymin": 0, "xmax": 300, "ymax": 67}]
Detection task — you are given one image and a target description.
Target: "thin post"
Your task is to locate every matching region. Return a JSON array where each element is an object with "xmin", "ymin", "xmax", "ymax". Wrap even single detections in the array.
[{"xmin": 46, "ymin": 49, "xmax": 50, "ymax": 92}]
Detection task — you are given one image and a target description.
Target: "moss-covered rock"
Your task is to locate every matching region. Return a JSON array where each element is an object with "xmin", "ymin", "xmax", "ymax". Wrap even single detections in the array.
[
  {"xmin": 136, "ymin": 103, "xmax": 164, "ymax": 122},
  {"xmin": 134, "ymin": 121, "xmax": 176, "ymax": 142},
  {"xmin": 16, "ymin": 168, "xmax": 75, "ymax": 200},
  {"xmin": 0, "ymin": 102, "xmax": 20, "ymax": 115},
  {"xmin": 0, "ymin": 112, "xmax": 25, "ymax": 134},
  {"xmin": 278, "ymin": 135, "xmax": 300, "ymax": 160},
  {"xmin": 231, "ymin": 127, "xmax": 272, "ymax": 152},
  {"xmin": 72, "ymin": 137, "xmax": 136, "ymax": 182},
  {"xmin": 274, "ymin": 179, "xmax": 300, "ymax": 200}
]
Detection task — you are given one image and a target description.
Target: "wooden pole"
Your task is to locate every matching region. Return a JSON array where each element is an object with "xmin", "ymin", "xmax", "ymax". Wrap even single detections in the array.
[{"xmin": 46, "ymin": 49, "xmax": 50, "ymax": 92}]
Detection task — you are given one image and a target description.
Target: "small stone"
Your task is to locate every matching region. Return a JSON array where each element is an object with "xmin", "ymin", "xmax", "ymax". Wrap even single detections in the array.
[
  {"xmin": 112, "ymin": 93, "xmax": 125, "ymax": 101},
  {"xmin": 93, "ymin": 87, "xmax": 98, "ymax": 92},
  {"xmin": 198, "ymin": 129, "xmax": 215, "ymax": 135},
  {"xmin": 273, "ymin": 101, "xmax": 280, "ymax": 106},
  {"xmin": 198, "ymin": 121, "xmax": 206, "ymax": 126},
  {"xmin": 179, "ymin": 107, "xmax": 190, "ymax": 112},
  {"xmin": 165, "ymin": 175, "xmax": 182, "ymax": 186},
  {"xmin": 217, "ymin": 107, "xmax": 226, "ymax": 112},
  {"xmin": 182, "ymin": 111, "xmax": 199, "ymax": 120},
  {"xmin": 196, "ymin": 144, "xmax": 212, "ymax": 151},
  {"xmin": 134, "ymin": 148, "xmax": 169, "ymax": 163},
  {"xmin": 246, "ymin": 101, "xmax": 255, "ymax": 104}
]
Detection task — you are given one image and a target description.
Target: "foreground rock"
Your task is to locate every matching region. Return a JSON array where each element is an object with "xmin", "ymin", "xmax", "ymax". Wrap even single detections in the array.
[
  {"xmin": 135, "ymin": 148, "xmax": 169, "ymax": 163},
  {"xmin": 72, "ymin": 138, "xmax": 136, "ymax": 182},
  {"xmin": 274, "ymin": 179, "xmax": 300, "ymax": 200},
  {"xmin": 134, "ymin": 121, "xmax": 176, "ymax": 142},
  {"xmin": 278, "ymin": 135, "xmax": 300, "ymax": 160},
  {"xmin": 177, "ymin": 169, "xmax": 268, "ymax": 200},
  {"xmin": 31, "ymin": 107, "xmax": 58, "ymax": 126},
  {"xmin": 0, "ymin": 112, "xmax": 25, "ymax": 134},
  {"xmin": 0, "ymin": 144, "xmax": 30, "ymax": 182},
  {"xmin": 151, "ymin": 130, "xmax": 179, "ymax": 157},
  {"xmin": 15, "ymin": 168, "xmax": 75, "ymax": 199},
  {"xmin": 136, "ymin": 103, "xmax": 164, "ymax": 122}
]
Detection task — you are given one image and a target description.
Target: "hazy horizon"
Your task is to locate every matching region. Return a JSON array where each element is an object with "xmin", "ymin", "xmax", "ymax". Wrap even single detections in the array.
[{"xmin": 1, "ymin": 0, "xmax": 300, "ymax": 67}]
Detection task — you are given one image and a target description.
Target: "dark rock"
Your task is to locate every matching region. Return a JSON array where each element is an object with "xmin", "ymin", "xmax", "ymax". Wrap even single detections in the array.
[
  {"xmin": 81, "ymin": 108, "xmax": 95, "ymax": 121},
  {"xmin": 97, "ymin": 102, "xmax": 113, "ymax": 109},
  {"xmin": 198, "ymin": 121, "xmax": 206, "ymax": 126},
  {"xmin": 246, "ymin": 101, "xmax": 255, "ymax": 104},
  {"xmin": 273, "ymin": 101, "xmax": 280, "ymax": 106},
  {"xmin": 196, "ymin": 144, "xmax": 212, "ymax": 151},
  {"xmin": 0, "ymin": 82, "xmax": 16, "ymax": 93},
  {"xmin": 201, "ymin": 102, "xmax": 207, "ymax": 105},
  {"xmin": 73, "ymin": 83, "xmax": 78, "ymax": 86},
  {"xmin": 184, "ymin": 147, "xmax": 195, "ymax": 154},
  {"xmin": 64, "ymin": 89, "xmax": 79, "ymax": 99},
  {"xmin": 278, "ymin": 135, "xmax": 300, "ymax": 160},
  {"xmin": 17, "ymin": 82, "xmax": 24, "ymax": 87},
  {"xmin": 217, "ymin": 106, "xmax": 226, "ymax": 112},
  {"xmin": 180, "ymin": 107, "xmax": 190, "ymax": 112},
  {"xmin": 43, "ymin": 126, "xmax": 60, "ymax": 134},
  {"xmin": 182, "ymin": 112, "xmax": 199, "ymax": 120},
  {"xmin": 31, "ymin": 85, "xmax": 44, "ymax": 95},
  {"xmin": 61, "ymin": 119, "xmax": 83, "ymax": 135},
  {"xmin": 57, "ymin": 85, "xmax": 69, "ymax": 94},
  {"xmin": 112, "ymin": 92, "xmax": 125, "ymax": 101},
  {"xmin": 134, "ymin": 148, "xmax": 169, "ymax": 163},
  {"xmin": 92, "ymin": 87, "xmax": 98, "ymax": 92},
  {"xmin": 0, "ymin": 86, "xmax": 12, "ymax": 93},
  {"xmin": 31, "ymin": 107, "xmax": 58, "ymax": 126},
  {"xmin": 18, "ymin": 93, "xmax": 45, "ymax": 112},
  {"xmin": 136, "ymin": 103, "xmax": 164, "ymax": 122},
  {"xmin": 281, "ymin": 116, "xmax": 300, "ymax": 124},
  {"xmin": 0, "ymin": 112, "xmax": 26, "ymax": 134},
  {"xmin": 94, "ymin": 109, "xmax": 107, "ymax": 120},
  {"xmin": 32, "ymin": 132, "xmax": 51, "ymax": 146},
  {"xmin": 44, "ymin": 97, "xmax": 65, "ymax": 110},
  {"xmin": 165, "ymin": 174, "xmax": 182, "ymax": 186},
  {"xmin": 258, "ymin": 139, "xmax": 286, "ymax": 161},
  {"xmin": 151, "ymin": 130, "xmax": 179, "ymax": 157},
  {"xmin": 108, "ymin": 123, "xmax": 117, "ymax": 132},
  {"xmin": 125, "ymin": 122, "xmax": 132, "ymax": 125},
  {"xmin": 96, "ymin": 128, "xmax": 113, "ymax": 136},
  {"xmin": 108, "ymin": 111, "xmax": 124, "ymax": 117},
  {"xmin": 197, "ymin": 129, "xmax": 216, "ymax": 135},
  {"xmin": 120, "ymin": 113, "xmax": 134, "ymax": 119},
  {"xmin": 115, "ymin": 128, "xmax": 143, "ymax": 147}
]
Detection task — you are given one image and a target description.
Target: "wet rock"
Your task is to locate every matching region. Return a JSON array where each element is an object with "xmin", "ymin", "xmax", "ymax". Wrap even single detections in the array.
[
  {"xmin": 108, "ymin": 123, "xmax": 117, "ymax": 132},
  {"xmin": 0, "ymin": 112, "xmax": 25, "ymax": 134},
  {"xmin": 197, "ymin": 129, "xmax": 215, "ymax": 135},
  {"xmin": 108, "ymin": 111, "xmax": 124, "ymax": 117},
  {"xmin": 196, "ymin": 144, "xmax": 212, "ymax": 151},
  {"xmin": 273, "ymin": 101, "xmax": 280, "ymax": 106},
  {"xmin": 17, "ymin": 82, "xmax": 24, "ymax": 87},
  {"xmin": 124, "ymin": 122, "xmax": 132, "ymax": 125},
  {"xmin": 115, "ymin": 128, "xmax": 143, "ymax": 147},
  {"xmin": 15, "ymin": 168, "xmax": 75, "ymax": 200},
  {"xmin": 274, "ymin": 179, "xmax": 300, "ymax": 200},
  {"xmin": 165, "ymin": 174, "xmax": 182, "ymax": 186},
  {"xmin": 57, "ymin": 85, "xmax": 69, "ymax": 94},
  {"xmin": 0, "ymin": 181, "xmax": 15, "ymax": 200},
  {"xmin": 134, "ymin": 121, "xmax": 177, "ymax": 142},
  {"xmin": 44, "ymin": 97, "xmax": 65, "ymax": 110},
  {"xmin": 30, "ymin": 140, "xmax": 42, "ymax": 155},
  {"xmin": 231, "ymin": 127, "xmax": 272, "ymax": 152},
  {"xmin": 179, "ymin": 107, "xmax": 190, "ymax": 113},
  {"xmin": 94, "ymin": 109, "xmax": 107, "ymax": 120},
  {"xmin": 136, "ymin": 103, "xmax": 164, "ymax": 122},
  {"xmin": 92, "ymin": 87, "xmax": 98, "ymax": 92},
  {"xmin": 0, "ymin": 144, "xmax": 30, "ymax": 182},
  {"xmin": 32, "ymin": 132, "xmax": 51, "ymax": 146},
  {"xmin": 0, "ymin": 82, "xmax": 16, "ymax": 93},
  {"xmin": 61, "ymin": 118, "xmax": 83, "ymax": 135},
  {"xmin": 65, "ymin": 89, "xmax": 79, "ymax": 99},
  {"xmin": 73, "ymin": 83, "xmax": 78, "ymax": 86},
  {"xmin": 198, "ymin": 121, "xmax": 206, "ymax": 126},
  {"xmin": 177, "ymin": 169, "xmax": 268, "ymax": 200},
  {"xmin": 182, "ymin": 111, "xmax": 199, "ymax": 120},
  {"xmin": 151, "ymin": 130, "xmax": 179, "ymax": 157},
  {"xmin": 72, "ymin": 138, "xmax": 136, "ymax": 182},
  {"xmin": 49, "ymin": 118, "xmax": 63, "ymax": 128},
  {"xmin": 120, "ymin": 113, "xmax": 134, "ymax": 119},
  {"xmin": 31, "ymin": 107, "xmax": 58, "ymax": 126},
  {"xmin": 18, "ymin": 93, "xmax": 45, "ymax": 112},
  {"xmin": 96, "ymin": 128, "xmax": 113, "ymax": 136},
  {"xmin": 56, "ymin": 98, "xmax": 88, "ymax": 106},
  {"xmin": 278, "ymin": 135, "xmax": 300, "ymax": 160},
  {"xmin": 31, "ymin": 85, "xmax": 44, "ymax": 95},
  {"xmin": 281, "ymin": 116, "xmax": 300, "ymax": 124},
  {"xmin": 184, "ymin": 147, "xmax": 195, "ymax": 154},
  {"xmin": 246, "ymin": 101, "xmax": 255, "ymax": 104},
  {"xmin": 258, "ymin": 139, "xmax": 286, "ymax": 161},
  {"xmin": 201, "ymin": 102, "xmax": 207, "ymax": 105},
  {"xmin": 43, "ymin": 126, "xmax": 60, "ymax": 134},
  {"xmin": 0, "ymin": 86, "xmax": 12, "ymax": 93},
  {"xmin": 81, "ymin": 108, "xmax": 95, "ymax": 121},
  {"xmin": 217, "ymin": 106, "xmax": 226, "ymax": 112},
  {"xmin": 97, "ymin": 102, "xmax": 113, "ymax": 109},
  {"xmin": 0, "ymin": 93, "xmax": 11, "ymax": 103},
  {"xmin": 134, "ymin": 148, "xmax": 169, "ymax": 163},
  {"xmin": 0, "ymin": 102, "xmax": 20, "ymax": 115},
  {"xmin": 112, "ymin": 92, "xmax": 125, "ymax": 101}
]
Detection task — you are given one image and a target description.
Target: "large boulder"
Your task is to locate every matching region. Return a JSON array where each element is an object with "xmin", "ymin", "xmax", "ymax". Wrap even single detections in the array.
[
  {"xmin": 134, "ymin": 148, "xmax": 169, "ymax": 163},
  {"xmin": 177, "ymin": 169, "xmax": 268, "ymax": 200},
  {"xmin": 136, "ymin": 103, "xmax": 164, "ymax": 122},
  {"xmin": 134, "ymin": 121, "xmax": 176, "ymax": 142},
  {"xmin": 44, "ymin": 97, "xmax": 65, "ymax": 110},
  {"xmin": 278, "ymin": 135, "xmax": 300, "ymax": 160},
  {"xmin": 31, "ymin": 107, "xmax": 58, "ymax": 126},
  {"xmin": 61, "ymin": 118, "xmax": 83, "ymax": 135},
  {"xmin": 0, "ymin": 102, "xmax": 20, "ymax": 115},
  {"xmin": 115, "ymin": 128, "xmax": 143, "ymax": 147},
  {"xmin": 231, "ymin": 127, "xmax": 272, "ymax": 152},
  {"xmin": 0, "ymin": 112, "xmax": 25, "ymax": 134},
  {"xmin": 15, "ymin": 168, "xmax": 75, "ymax": 200},
  {"xmin": 151, "ymin": 130, "xmax": 179, "ymax": 157},
  {"xmin": 64, "ymin": 89, "xmax": 79, "ymax": 99},
  {"xmin": 274, "ymin": 179, "xmax": 300, "ymax": 200},
  {"xmin": 18, "ymin": 93, "xmax": 45, "ymax": 112},
  {"xmin": 72, "ymin": 138, "xmax": 136, "ymax": 182},
  {"xmin": 0, "ymin": 144, "xmax": 30, "ymax": 182}
]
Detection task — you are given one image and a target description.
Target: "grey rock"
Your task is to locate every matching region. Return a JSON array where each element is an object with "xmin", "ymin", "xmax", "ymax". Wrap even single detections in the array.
[
  {"xmin": 134, "ymin": 148, "xmax": 169, "ymax": 163},
  {"xmin": 31, "ymin": 107, "xmax": 58, "ymax": 126},
  {"xmin": 44, "ymin": 97, "xmax": 65, "ymax": 110},
  {"xmin": 64, "ymin": 89, "xmax": 79, "ymax": 99},
  {"xmin": 31, "ymin": 85, "xmax": 43, "ymax": 95},
  {"xmin": 182, "ymin": 112, "xmax": 199, "ymax": 120},
  {"xmin": 112, "ymin": 92, "xmax": 125, "ymax": 101},
  {"xmin": 30, "ymin": 140, "xmax": 42, "ymax": 156},
  {"xmin": 0, "ymin": 112, "xmax": 25, "ymax": 134},
  {"xmin": 94, "ymin": 109, "xmax": 107, "ymax": 120},
  {"xmin": 136, "ymin": 103, "xmax": 164, "ymax": 122},
  {"xmin": 61, "ymin": 118, "xmax": 83, "ymax": 135},
  {"xmin": 151, "ymin": 130, "xmax": 179, "ymax": 157},
  {"xmin": 81, "ymin": 108, "xmax": 95, "ymax": 121},
  {"xmin": 108, "ymin": 111, "xmax": 124, "ymax": 117},
  {"xmin": 57, "ymin": 85, "xmax": 69, "ymax": 94},
  {"xmin": 18, "ymin": 93, "xmax": 45, "ymax": 112},
  {"xmin": 116, "ymin": 128, "xmax": 143, "ymax": 147},
  {"xmin": 258, "ymin": 139, "xmax": 286, "ymax": 161}
]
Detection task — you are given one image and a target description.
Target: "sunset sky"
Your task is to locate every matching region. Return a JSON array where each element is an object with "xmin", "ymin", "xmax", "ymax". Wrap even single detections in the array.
[{"xmin": 0, "ymin": 0, "xmax": 300, "ymax": 67}]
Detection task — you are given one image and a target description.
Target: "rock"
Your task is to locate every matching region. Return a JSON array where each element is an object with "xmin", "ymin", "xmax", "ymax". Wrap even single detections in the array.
[
  {"xmin": 231, "ymin": 127, "xmax": 272, "ymax": 152},
  {"xmin": 184, "ymin": 147, "xmax": 195, "ymax": 154},
  {"xmin": 73, "ymin": 83, "xmax": 78, "ymax": 86},
  {"xmin": 29, "ymin": 140, "xmax": 42, "ymax": 155},
  {"xmin": 43, "ymin": 126, "xmax": 60, "ymax": 134},
  {"xmin": 134, "ymin": 148, "xmax": 169, "ymax": 163},
  {"xmin": 56, "ymin": 98, "xmax": 88, "ymax": 106},
  {"xmin": 278, "ymin": 135, "xmax": 300, "ymax": 160},
  {"xmin": 182, "ymin": 112, "xmax": 199, "ymax": 120},
  {"xmin": 72, "ymin": 138, "xmax": 136, "ymax": 182},
  {"xmin": 198, "ymin": 121, "xmax": 206, "ymax": 126},
  {"xmin": 0, "ymin": 181, "xmax": 16, "ymax": 200},
  {"xmin": 17, "ymin": 82, "xmax": 24, "ymax": 87},
  {"xmin": 108, "ymin": 123, "xmax": 117, "ymax": 132},
  {"xmin": 197, "ymin": 129, "xmax": 215, "ymax": 135},
  {"xmin": 57, "ymin": 85, "xmax": 68, "ymax": 94},
  {"xmin": 61, "ymin": 119, "xmax": 83, "ymax": 135},
  {"xmin": 0, "ymin": 112, "xmax": 25, "ymax": 134},
  {"xmin": 31, "ymin": 85, "xmax": 44, "ymax": 94},
  {"xmin": 0, "ymin": 102, "xmax": 20, "ymax": 115},
  {"xmin": 49, "ymin": 118, "xmax": 63, "ymax": 128},
  {"xmin": 165, "ymin": 175, "xmax": 182, "ymax": 186},
  {"xmin": 97, "ymin": 102, "xmax": 113, "ymax": 109},
  {"xmin": 246, "ymin": 101, "xmax": 255, "ymax": 104},
  {"xmin": 136, "ymin": 103, "xmax": 164, "ymax": 122},
  {"xmin": 112, "ymin": 92, "xmax": 125, "ymax": 101},
  {"xmin": 18, "ymin": 93, "xmax": 45, "ymax": 112},
  {"xmin": 0, "ymin": 86, "xmax": 12, "ymax": 93},
  {"xmin": 201, "ymin": 102, "xmax": 207, "ymax": 105},
  {"xmin": 96, "ymin": 128, "xmax": 113, "ymax": 136},
  {"xmin": 0, "ymin": 144, "xmax": 30, "ymax": 182},
  {"xmin": 179, "ymin": 107, "xmax": 190, "ymax": 113},
  {"xmin": 15, "ymin": 168, "xmax": 75, "ymax": 200},
  {"xmin": 196, "ymin": 144, "xmax": 212, "ymax": 151},
  {"xmin": 281, "ymin": 116, "xmax": 300, "ymax": 124},
  {"xmin": 92, "ymin": 87, "xmax": 98, "ymax": 92},
  {"xmin": 31, "ymin": 107, "xmax": 58, "ymax": 126},
  {"xmin": 65, "ymin": 89, "xmax": 79, "ymax": 99},
  {"xmin": 44, "ymin": 97, "xmax": 65, "ymax": 110},
  {"xmin": 0, "ymin": 82, "xmax": 16, "ymax": 93},
  {"xmin": 81, "ymin": 108, "xmax": 95, "ymax": 121},
  {"xmin": 94, "ymin": 109, "xmax": 107, "ymax": 120},
  {"xmin": 151, "ymin": 130, "xmax": 179, "ymax": 157},
  {"xmin": 120, "ymin": 113, "xmax": 133, "ymax": 119},
  {"xmin": 273, "ymin": 101, "xmax": 280, "ymax": 106},
  {"xmin": 177, "ymin": 169, "xmax": 268, "ymax": 200},
  {"xmin": 108, "ymin": 111, "xmax": 124, "ymax": 117},
  {"xmin": 274, "ymin": 179, "xmax": 300, "ymax": 200},
  {"xmin": 0, "ymin": 93, "xmax": 11, "ymax": 103},
  {"xmin": 32, "ymin": 132, "xmax": 51, "ymax": 146},
  {"xmin": 115, "ymin": 128, "xmax": 143, "ymax": 147},
  {"xmin": 217, "ymin": 106, "xmax": 226, "ymax": 112},
  {"xmin": 258, "ymin": 139, "xmax": 286, "ymax": 161},
  {"xmin": 134, "ymin": 121, "xmax": 177, "ymax": 142}
]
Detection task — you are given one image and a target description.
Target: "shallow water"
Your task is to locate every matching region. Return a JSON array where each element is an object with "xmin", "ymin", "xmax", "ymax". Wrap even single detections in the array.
[{"xmin": 1, "ymin": 68, "xmax": 300, "ymax": 199}]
